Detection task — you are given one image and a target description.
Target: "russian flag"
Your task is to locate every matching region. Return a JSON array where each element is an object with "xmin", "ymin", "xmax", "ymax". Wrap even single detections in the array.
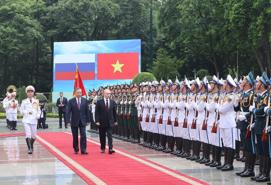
[{"xmin": 54, "ymin": 54, "xmax": 95, "ymax": 80}]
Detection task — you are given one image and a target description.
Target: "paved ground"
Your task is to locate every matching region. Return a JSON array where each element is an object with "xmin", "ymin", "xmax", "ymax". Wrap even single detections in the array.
[{"xmin": 0, "ymin": 118, "xmax": 263, "ymax": 185}]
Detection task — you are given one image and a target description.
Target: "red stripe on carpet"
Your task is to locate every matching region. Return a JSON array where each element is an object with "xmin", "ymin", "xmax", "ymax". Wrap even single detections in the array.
[
  {"xmin": 0, "ymin": 132, "xmax": 25, "ymax": 138},
  {"xmin": 37, "ymin": 132, "xmax": 208, "ymax": 185}
]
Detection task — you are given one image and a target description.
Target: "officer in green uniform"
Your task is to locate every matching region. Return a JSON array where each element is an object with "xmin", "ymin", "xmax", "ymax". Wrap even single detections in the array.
[
  {"xmin": 234, "ymin": 72, "xmax": 255, "ymax": 177},
  {"xmin": 250, "ymin": 72, "xmax": 270, "ymax": 182}
]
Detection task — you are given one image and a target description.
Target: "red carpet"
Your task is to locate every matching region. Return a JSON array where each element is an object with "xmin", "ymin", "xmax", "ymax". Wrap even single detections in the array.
[
  {"xmin": 0, "ymin": 132, "xmax": 25, "ymax": 138},
  {"xmin": 37, "ymin": 132, "xmax": 208, "ymax": 185}
]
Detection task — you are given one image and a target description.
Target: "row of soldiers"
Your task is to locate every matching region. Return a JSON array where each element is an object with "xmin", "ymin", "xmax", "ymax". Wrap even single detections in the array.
[{"xmin": 87, "ymin": 71, "xmax": 271, "ymax": 183}]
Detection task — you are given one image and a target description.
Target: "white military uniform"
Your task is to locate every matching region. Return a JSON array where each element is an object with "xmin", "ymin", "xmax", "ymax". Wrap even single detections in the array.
[
  {"xmin": 170, "ymin": 93, "xmax": 178, "ymax": 138},
  {"xmin": 148, "ymin": 93, "xmax": 156, "ymax": 133},
  {"xmin": 197, "ymin": 93, "xmax": 208, "ymax": 144},
  {"xmin": 206, "ymin": 93, "xmax": 221, "ymax": 147},
  {"xmin": 3, "ymin": 97, "xmax": 18, "ymax": 122},
  {"xmin": 156, "ymin": 93, "xmax": 163, "ymax": 135},
  {"xmin": 186, "ymin": 93, "xmax": 195, "ymax": 140},
  {"xmin": 20, "ymin": 98, "xmax": 41, "ymax": 139},
  {"xmin": 135, "ymin": 93, "xmax": 142, "ymax": 126},
  {"xmin": 176, "ymin": 94, "xmax": 187, "ymax": 139},
  {"xmin": 218, "ymin": 92, "xmax": 236, "ymax": 149},
  {"xmin": 141, "ymin": 92, "xmax": 149, "ymax": 132},
  {"xmin": 164, "ymin": 93, "xmax": 173, "ymax": 136}
]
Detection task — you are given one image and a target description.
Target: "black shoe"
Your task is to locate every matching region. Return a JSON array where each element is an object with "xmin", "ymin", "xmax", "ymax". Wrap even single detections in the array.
[
  {"xmin": 240, "ymin": 170, "xmax": 255, "ymax": 177},
  {"xmin": 221, "ymin": 164, "xmax": 234, "ymax": 171},
  {"xmin": 210, "ymin": 162, "xmax": 221, "ymax": 167},
  {"xmin": 200, "ymin": 158, "xmax": 210, "ymax": 164},
  {"xmin": 74, "ymin": 150, "xmax": 79, "ymax": 154},
  {"xmin": 101, "ymin": 150, "xmax": 105, "ymax": 153},
  {"xmin": 191, "ymin": 156, "xmax": 200, "ymax": 161},
  {"xmin": 81, "ymin": 151, "xmax": 88, "ymax": 155},
  {"xmin": 196, "ymin": 157, "xmax": 204, "ymax": 163},
  {"xmin": 109, "ymin": 150, "xmax": 115, "ymax": 154},
  {"xmin": 65, "ymin": 126, "xmax": 68, "ymax": 129},
  {"xmin": 236, "ymin": 168, "xmax": 247, "ymax": 176},
  {"xmin": 255, "ymin": 175, "xmax": 270, "ymax": 182},
  {"xmin": 163, "ymin": 148, "xmax": 172, "ymax": 153},
  {"xmin": 205, "ymin": 160, "xmax": 214, "ymax": 166},
  {"xmin": 251, "ymin": 174, "xmax": 262, "ymax": 181},
  {"xmin": 216, "ymin": 163, "xmax": 226, "ymax": 170},
  {"xmin": 59, "ymin": 127, "xmax": 62, "ymax": 129}
]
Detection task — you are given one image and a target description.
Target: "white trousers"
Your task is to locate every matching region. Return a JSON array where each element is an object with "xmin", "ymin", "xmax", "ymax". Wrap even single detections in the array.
[
  {"xmin": 220, "ymin": 128, "xmax": 235, "ymax": 149},
  {"xmin": 208, "ymin": 126, "xmax": 221, "ymax": 147},
  {"xmin": 24, "ymin": 123, "xmax": 37, "ymax": 139},
  {"xmin": 6, "ymin": 113, "xmax": 17, "ymax": 121}
]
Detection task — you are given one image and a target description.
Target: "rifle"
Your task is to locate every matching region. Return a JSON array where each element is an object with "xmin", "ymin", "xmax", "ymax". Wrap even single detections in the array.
[
  {"xmin": 202, "ymin": 81, "xmax": 209, "ymax": 130},
  {"xmin": 262, "ymin": 89, "xmax": 270, "ymax": 142},
  {"xmin": 245, "ymin": 84, "xmax": 256, "ymax": 139}
]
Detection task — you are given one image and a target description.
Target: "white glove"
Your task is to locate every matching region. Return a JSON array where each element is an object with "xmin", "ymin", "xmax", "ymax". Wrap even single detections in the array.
[
  {"xmin": 249, "ymin": 105, "xmax": 255, "ymax": 112},
  {"xmin": 264, "ymin": 107, "xmax": 269, "ymax": 114},
  {"xmin": 237, "ymin": 115, "xmax": 246, "ymax": 121}
]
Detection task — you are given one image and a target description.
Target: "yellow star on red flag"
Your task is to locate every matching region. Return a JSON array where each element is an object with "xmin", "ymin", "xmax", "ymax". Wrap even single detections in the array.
[{"xmin": 112, "ymin": 60, "xmax": 124, "ymax": 73}]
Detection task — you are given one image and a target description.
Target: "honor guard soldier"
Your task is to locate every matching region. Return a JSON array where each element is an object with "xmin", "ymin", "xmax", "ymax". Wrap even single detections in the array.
[
  {"xmin": 172, "ymin": 78, "xmax": 184, "ymax": 156},
  {"xmin": 20, "ymin": 85, "xmax": 41, "ymax": 154},
  {"xmin": 217, "ymin": 75, "xmax": 237, "ymax": 171},
  {"xmin": 178, "ymin": 78, "xmax": 192, "ymax": 158},
  {"xmin": 135, "ymin": 83, "xmax": 144, "ymax": 144},
  {"xmin": 156, "ymin": 80, "xmax": 167, "ymax": 151},
  {"xmin": 141, "ymin": 82, "xmax": 151, "ymax": 146},
  {"xmin": 234, "ymin": 72, "xmax": 256, "ymax": 177},
  {"xmin": 186, "ymin": 79, "xmax": 201, "ymax": 161},
  {"xmin": 196, "ymin": 77, "xmax": 210, "ymax": 164},
  {"xmin": 130, "ymin": 84, "xmax": 140, "ymax": 143},
  {"xmin": 163, "ymin": 80, "xmax": 174, "ymax": 153},
  {"xmin": 168, "ymin": 79, "xmax": 179, "ymax": 154},
  {"xmin": 250, "ymin": 72, "xmax": 270, "ymax": 182},
  {"xmin": 3, "ymin": 86, "xmax": 18, "ymax": 131},
  {"xmin": 159, "ymin": 80, "xmax": 169, "ymax": 151},
  {"xmin": 205, "ymin": 76, "xmax": 223, "ymax": 167},
  {"xmin": 149, "ymin": 81, "xmax": 160, "ymax": 148}
]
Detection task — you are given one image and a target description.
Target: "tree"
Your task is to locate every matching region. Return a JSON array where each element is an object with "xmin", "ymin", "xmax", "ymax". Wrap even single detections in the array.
[{"xmin": 151, "ymin": 48, "xmax": 183, "ymax": 80}]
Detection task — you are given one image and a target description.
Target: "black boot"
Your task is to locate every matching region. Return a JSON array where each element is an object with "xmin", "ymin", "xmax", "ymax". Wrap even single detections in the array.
[
  {"xmin": 30, "ymin": 138, "xmax": 35, "ymax": 152},
  {"xmin": 201, "ymin": 144, "xmax": 210, "ymax": 164},
  {"xmin": 217, "ymin": 147, "xmax": 227, "ymax": 169},
  {"xmin": 235, "ymin": 141, "xmax": 241, "ymax": 161},
  {"xmin": 13, "ymin": 121, "xmax": 17, "ymax": 130},
  {"xmin": 182, "ymin": 140, "xmax": 191, "ymax": 158},
  {"xmin": 163, "ymin": 136, "xmax": 173, "ymax": 153},
  {"xmin": 221, "ymin": 148, "xmax": 234, "ymax": 171},
  {"xmin": 236, "ymin": 151, "xmax": 248, "ymax": 176},
  {"xmin": 187, "ymin": 141, "xmax": 196, "ymax": 160},
  {"xmin": 26, "ymin": 138, "xmax": 32, "ymax": 154},
  {"xmin": 256, "ymin": 156, "xmax": 270, "ymax": 182},
  {"xmin": 206, "ymin": 145, "xmax": 215, "ymax": 166},
  {"xmin": 211, "ymin": 147, "xmax": 221, "ymax": 167},
  {"xmin": 240, "ymin": 153, "xmax": 255, "ymax": 177},
  {"xmin": 196, "ymin": 142, "xmax": 204, "ymax": 163},
  {"xmin": 251, "ymin": 155, "xmax": 264, "ymax": 181}
]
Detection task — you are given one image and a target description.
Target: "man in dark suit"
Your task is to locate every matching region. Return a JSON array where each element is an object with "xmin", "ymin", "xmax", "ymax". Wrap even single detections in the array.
[
  {"xmin": 95, "ymin": 89, "xmax": 118, "ymax": 154},
  {"xmin": 66, "ymin": 88, "xmax": 90, "ymax": 155},
  {"xmin": 56, "ymin": 92, "xmax": 68, "ymax": 128}
]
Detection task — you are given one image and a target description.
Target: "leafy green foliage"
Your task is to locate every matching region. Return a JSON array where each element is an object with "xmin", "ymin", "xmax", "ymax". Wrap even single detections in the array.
[{"xmin": 132, "ymin": 72, "xmax": 156, "ymax": 84}]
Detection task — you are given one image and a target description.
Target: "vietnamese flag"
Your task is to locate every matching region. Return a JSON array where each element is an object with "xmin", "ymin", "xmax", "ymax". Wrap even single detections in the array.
[
  {"xmin": 73, "ymin": 65, "xmax": 87, "ymax": 96},
  {"xmin": 97, "ymin": 52, "xmax": 139, "ymax": 80}
]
